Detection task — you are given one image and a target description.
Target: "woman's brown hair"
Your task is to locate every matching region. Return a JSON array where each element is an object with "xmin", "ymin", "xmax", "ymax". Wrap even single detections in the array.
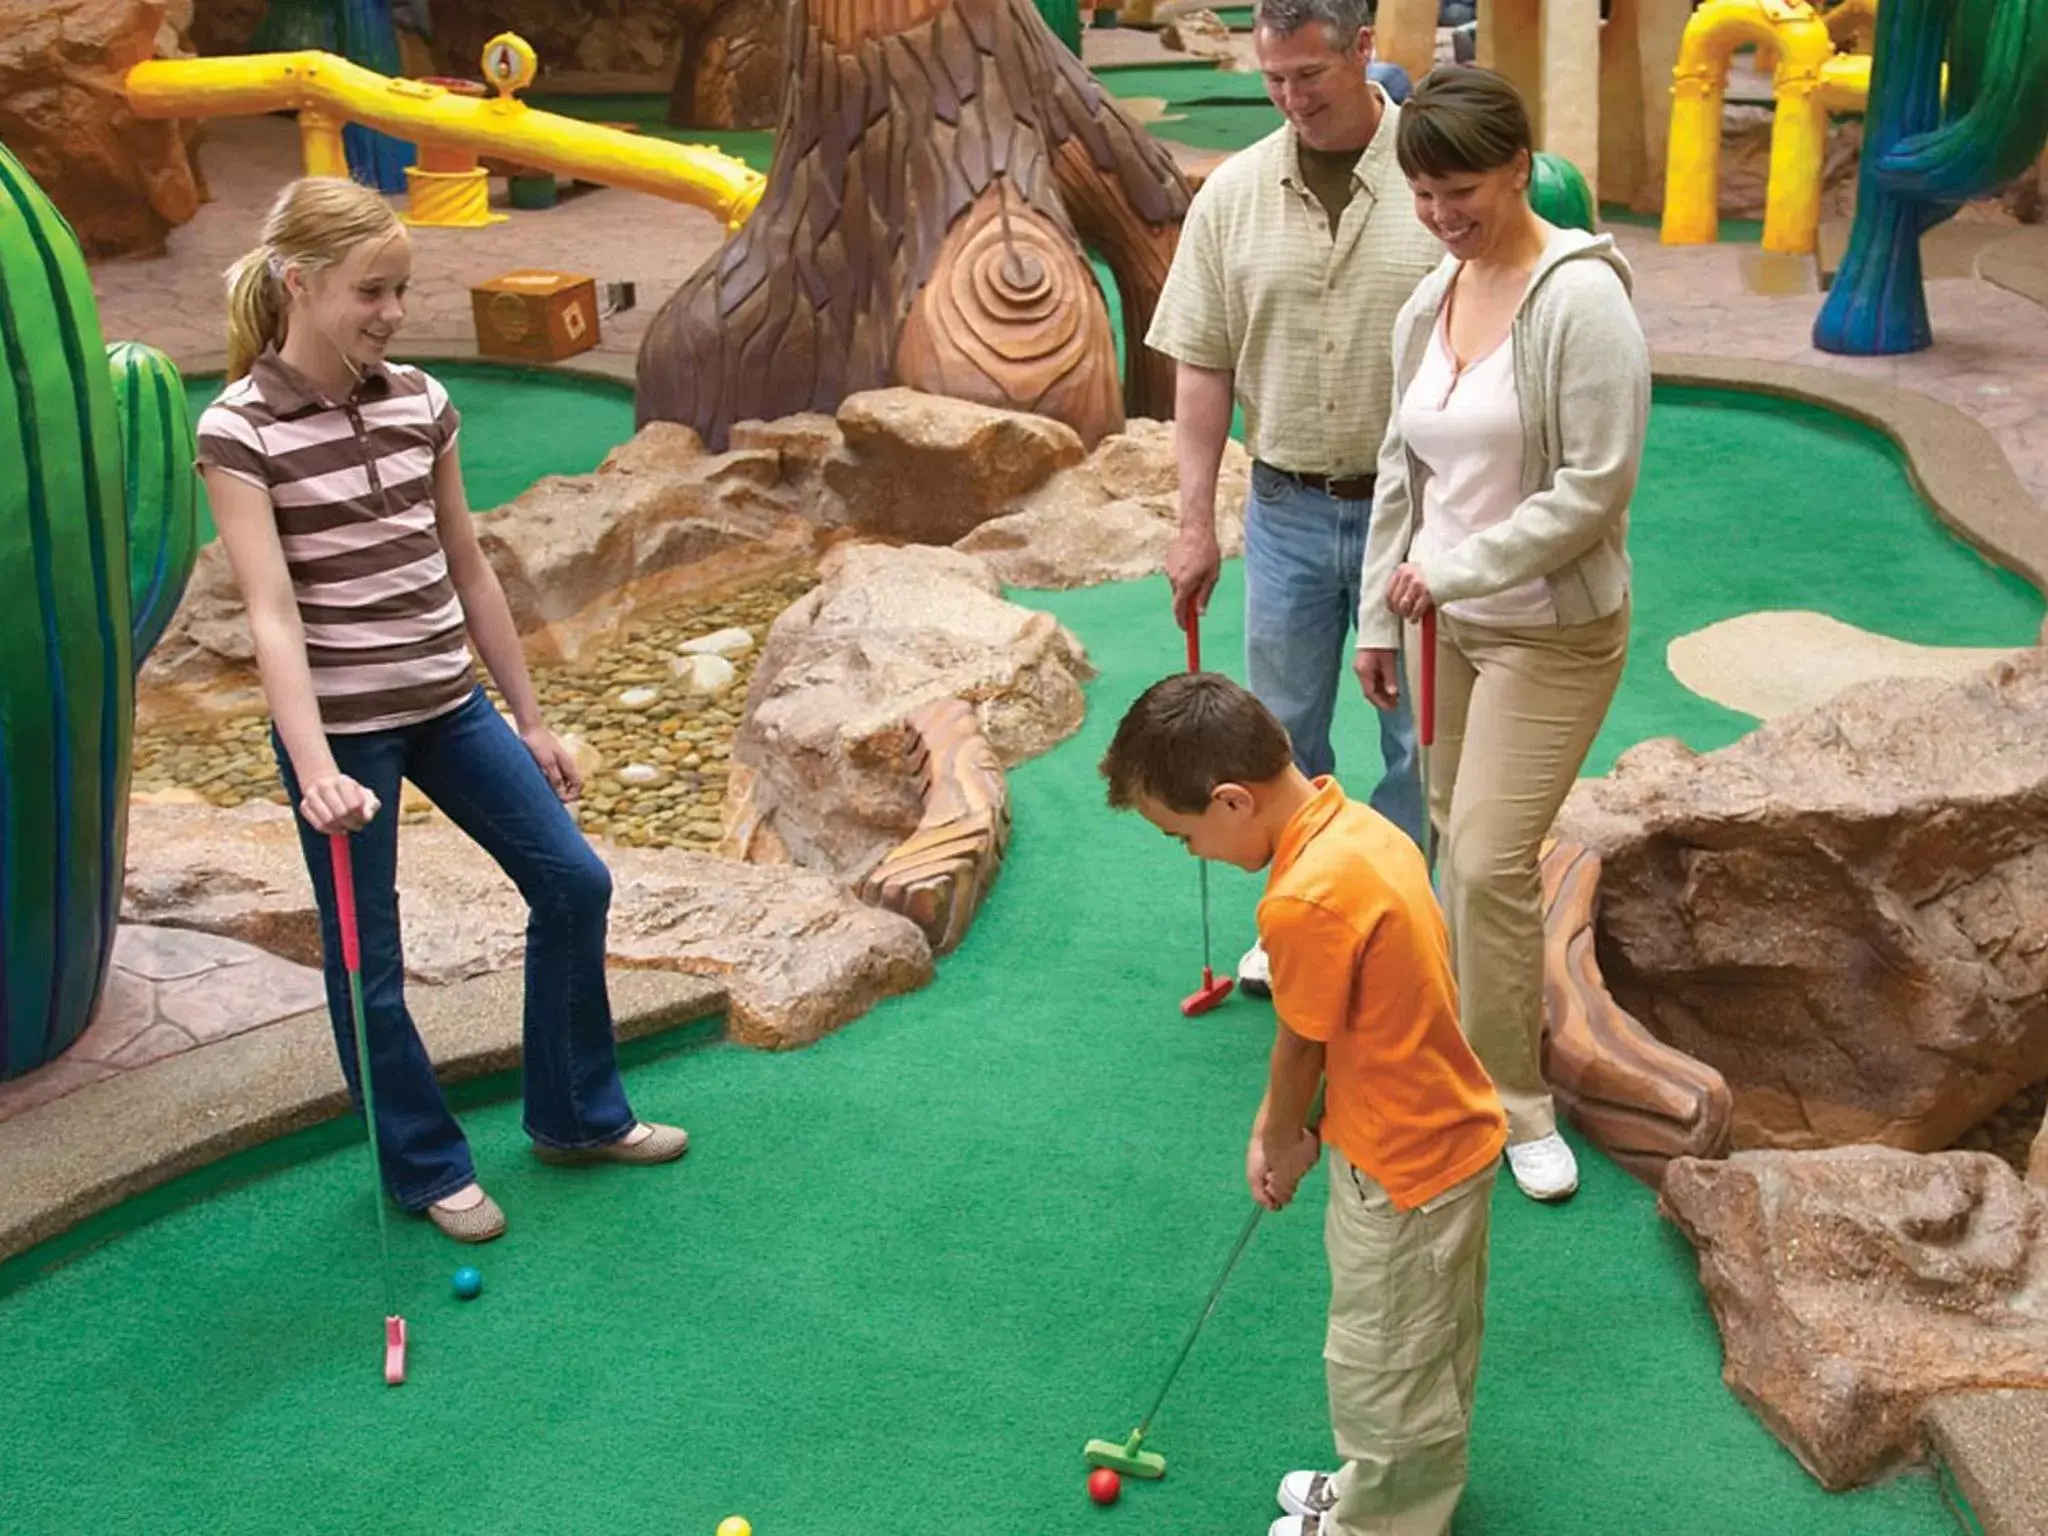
[{"xmin": 1395, "ymin": 66, "xmax": 1535, "ymax": 180}]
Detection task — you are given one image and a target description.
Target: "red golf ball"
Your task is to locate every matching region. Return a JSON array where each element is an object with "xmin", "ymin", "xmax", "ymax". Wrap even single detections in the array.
[{"xmin": 1088, "ymin": 1467, "xmax": 1121, "ymax": 1506}]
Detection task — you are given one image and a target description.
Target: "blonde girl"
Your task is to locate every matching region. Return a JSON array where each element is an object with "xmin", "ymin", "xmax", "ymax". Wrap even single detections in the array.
[{"xmin": 196, "ymin": 177, "xmax": 687, "ymax": 1244}]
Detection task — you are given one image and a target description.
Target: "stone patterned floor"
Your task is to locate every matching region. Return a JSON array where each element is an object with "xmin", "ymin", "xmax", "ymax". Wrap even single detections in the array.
[
  {"xmin": 0, "ymin": 927, "xmax": 326, "ymax": 1124},
  {"xmin": 90, "ymin": 115, "xmax": 729, "ymax": 368},
  {"xmin": 22, "ymin": 94, "xmax": 2046, "ymax": 1128}
]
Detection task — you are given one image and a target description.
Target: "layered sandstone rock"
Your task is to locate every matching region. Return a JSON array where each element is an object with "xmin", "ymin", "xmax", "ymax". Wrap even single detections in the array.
[
  {"xmin": 957, "ymin": 417, "xmax": 1250, "ymax": 589},
  {"xmin": 1557, "ymin": 649, "xmax": 2048, "ymax": 1156},
  {"xmin": 822, "ymin": 389, "xmax": 1089, "ymax": 546},
  {"xmin": 2, "ymin": 0, "xmax": 205, "ymax": 257},
  {"xmin": 1660, "ymin": 1147, "xmax": 2048, "ymax": 1489},
  {"xmin": 121, "ymin": 800, "xmax": 932, "ymax": 1048},
  {"xmin": 724, "ymin": 543, "xmax": 1092, "ymax": 881}
]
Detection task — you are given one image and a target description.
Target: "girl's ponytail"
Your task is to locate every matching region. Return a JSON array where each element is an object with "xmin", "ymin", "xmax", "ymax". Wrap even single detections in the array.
[
  {"xmin": 224, "ymin": 246, "xmax": 283, "ymax": 381},
  {"xmin": 220, "ymin": 177, "xmax": 404, "ymax": 380}
]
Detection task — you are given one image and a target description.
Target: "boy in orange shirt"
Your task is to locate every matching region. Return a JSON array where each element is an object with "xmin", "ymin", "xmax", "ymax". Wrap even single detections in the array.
[{"xmin": 1101, "ymin": 672, "xmax": 1507, "ymax": 1536}]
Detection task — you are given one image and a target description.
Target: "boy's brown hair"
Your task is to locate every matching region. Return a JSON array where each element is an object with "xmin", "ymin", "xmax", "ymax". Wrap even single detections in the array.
[{"xmin": 1100, "ymin": 672, "xmax": 1293, "ymax": 814}]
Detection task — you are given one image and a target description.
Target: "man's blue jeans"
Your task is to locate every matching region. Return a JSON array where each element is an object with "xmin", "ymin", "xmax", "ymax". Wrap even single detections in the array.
[
  {"xmin": 1243, "ymin": 462, "xmax": 1425, "ymax": 848},
  {"xmin": 275, "ymin": 686, "xmax": 636, "ymax": 1210}
]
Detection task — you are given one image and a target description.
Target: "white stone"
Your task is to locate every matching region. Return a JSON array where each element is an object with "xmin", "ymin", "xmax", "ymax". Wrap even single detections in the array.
[
  {"xmin": 671, "ymin": 653, "xmax": 738, "ymax": 694},
  {"xmin": 617, "ymin": 686, "xmax": 662, "ymax": 710},
  {"xmin": 1666, "ymin": 611, "xmax": 2026, "ymax": 721},
  {"xmin": 677, "ymin": 627, "xmax": 755, "ymax": 658},
  {"xmin": 617, "ymin": 763, "xmax": 671, "ymax": 788}
]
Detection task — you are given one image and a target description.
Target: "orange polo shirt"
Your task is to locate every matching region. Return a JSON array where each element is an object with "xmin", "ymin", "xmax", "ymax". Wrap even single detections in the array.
[{"xmin": 1258, "ymin": 777, "xmax": 1507, "ymax": 1210}]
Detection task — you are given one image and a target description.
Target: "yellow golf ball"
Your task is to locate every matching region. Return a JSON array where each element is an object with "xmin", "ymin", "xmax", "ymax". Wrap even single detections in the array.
[{"xmin": 716, "ymin": 1520, "xmax": 752, "ymax": 1536}]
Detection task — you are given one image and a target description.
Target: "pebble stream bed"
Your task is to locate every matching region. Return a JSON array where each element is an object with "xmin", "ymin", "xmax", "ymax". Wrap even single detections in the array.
[{"xmin": 131, "ymin": 565, "xmax": 820, "ymax": 851}]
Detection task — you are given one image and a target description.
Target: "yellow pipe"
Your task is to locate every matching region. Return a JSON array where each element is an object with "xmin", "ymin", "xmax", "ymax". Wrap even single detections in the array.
[
  {"xmin": 1817, "ymin": 52, "xmax": 1871, "ymax": 112},
  {"xmin": 126, "ymin": 49, "xmax": 765, "ymax": 230},
  {"xmin": 298, "ymin": 107, "xmax": 349, "ymax": 179},
  {"xmin": 1660, "ymin": 0, "xmax": 1842, "ymax": 255}
]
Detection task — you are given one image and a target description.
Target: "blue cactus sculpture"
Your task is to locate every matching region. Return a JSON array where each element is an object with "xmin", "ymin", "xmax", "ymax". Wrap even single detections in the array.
[{"xmin": 1815, "ymin": 0, "xmax": 2048, "ymax": 355}]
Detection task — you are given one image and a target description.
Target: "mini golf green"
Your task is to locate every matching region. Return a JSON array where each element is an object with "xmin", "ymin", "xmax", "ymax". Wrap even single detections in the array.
[
  {"xmin": 0, "ymin": 388, "xmax": 2013, "ymax": 1533},
  {"xmin": 183, "ymin": 361, "xmax": 637, "ymax": 539}
]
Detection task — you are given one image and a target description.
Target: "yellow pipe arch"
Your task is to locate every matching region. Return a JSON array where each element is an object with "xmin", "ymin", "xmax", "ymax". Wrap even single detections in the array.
[
  {"xmin": 126, "ymin": 48, "xmax": 765, "ymax": 231},
  {"xmin": 1660, "ymin": 0, "xmax": 1846, "ymax": 256}
]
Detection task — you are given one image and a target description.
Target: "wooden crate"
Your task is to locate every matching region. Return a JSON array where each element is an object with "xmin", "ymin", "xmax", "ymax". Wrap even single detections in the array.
[{"xmin": 470, "ymin": 270, "xmax": 600, "ymax": 362}]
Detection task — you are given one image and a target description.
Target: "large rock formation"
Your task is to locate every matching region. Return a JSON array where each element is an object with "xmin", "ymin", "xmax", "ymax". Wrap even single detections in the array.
[
  {"xmin": 1556, "ymin": 650, "xmax": 2048, "ymax": 1155},
  {"xmin": 822, "ymin": 389, "xmax": 1089, "ymax": 546},
  {"xmin": 957, "ymin": 417, "xmax": 1251, "ymax": 589},
  {"xmin": 1, "ymin": 0, "xmax": 206, "ymax": 257},
  {"xmin": 1660, "ymin": 1147, "xmax": 2048, "ymax": 1489},
  {"xmin": 121, "ymin": 800, "xmax": 933, "ymax": 1048},
  {"xmin": 469, "ymin": 421, "xmax": 815, "ymax": 657},
  {"xmin": 724, "ymin": 542, "xmax": 1093, "ymax": 882},
  {"xmin": 143, "ymin": 391, "xmax": 1166, "ymax": 708}
]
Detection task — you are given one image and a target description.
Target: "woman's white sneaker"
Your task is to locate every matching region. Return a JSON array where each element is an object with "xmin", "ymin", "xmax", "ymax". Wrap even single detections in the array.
[{"xmin": 1505, "ymin": 1133, "xmax": 1579, "ymax": 1201}]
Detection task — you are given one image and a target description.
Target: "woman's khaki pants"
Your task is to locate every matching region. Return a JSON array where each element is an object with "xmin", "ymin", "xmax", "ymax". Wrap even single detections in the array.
[
  {"xmin": 1322, "ymin": 1153, "xmax": 1496, "ymax": 1536},
  {"xmin": 1407, "ymin": 605, "xmax": 1629, "ymax": 1143}
]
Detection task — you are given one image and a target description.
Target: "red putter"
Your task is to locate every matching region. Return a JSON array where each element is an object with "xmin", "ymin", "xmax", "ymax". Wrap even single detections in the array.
[
  {"xmin": 331, "ymin": 830, "xmax": 409, "ymax": 1387},
  {"xmin": 1419, "ymin": 608, "xmax": 1438, "ymax": 872},
  {"xmin": 1179, "ymin": 611, "xmax": 1234, "ymax": 1018}
]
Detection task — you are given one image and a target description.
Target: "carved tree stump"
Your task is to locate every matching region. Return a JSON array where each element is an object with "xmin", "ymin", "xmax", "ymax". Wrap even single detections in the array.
[
  {"xmin": 635, "ymin": 0, "xmax": 1192, "ymax": 451},
  {"xmin": 1541, "ymin": 840, "xmax": 1735, "ymax": 1186},
  {"xmin": 859, "ymin": 699, "xmax": 1011, "ymax": 953}
]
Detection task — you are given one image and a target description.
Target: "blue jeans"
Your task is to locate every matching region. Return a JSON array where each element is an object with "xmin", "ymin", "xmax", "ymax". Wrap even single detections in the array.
[
  {"xmin": 1243, "ymin": 462, "xmax": 1424, "ymax": 848},
  {"xmin": 275, "ymin": 687, "xmax": 637, "ymax": 1210}
]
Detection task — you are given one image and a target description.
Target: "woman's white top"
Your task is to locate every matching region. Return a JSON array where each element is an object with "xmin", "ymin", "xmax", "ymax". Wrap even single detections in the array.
[{"xmin": 1397, "ymin": 302, "xmax": 1558, "ymax": 628}]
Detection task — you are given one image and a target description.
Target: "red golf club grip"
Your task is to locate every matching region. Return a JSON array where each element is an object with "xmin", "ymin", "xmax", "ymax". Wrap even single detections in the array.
[
  {"xmin": 1420, "ymin": 609, "xmax": 1437, "ymax": 749},
  {"xmin": 1185, "ymin": 609, "xmax": 1201, "ymax": 673},
  {"xmin": 329, "ymin": 832, "xmax": 362, "ymax": 974}
]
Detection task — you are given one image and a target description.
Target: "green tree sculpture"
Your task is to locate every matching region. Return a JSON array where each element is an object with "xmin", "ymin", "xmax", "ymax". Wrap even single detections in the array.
[
  {"xmin": 1, "ymin": 145, "xmax": 199, "ymax": 1081},
  {"xmin": 1814, "ymin": 0, "xmax": 2048, "ymax": 355}
]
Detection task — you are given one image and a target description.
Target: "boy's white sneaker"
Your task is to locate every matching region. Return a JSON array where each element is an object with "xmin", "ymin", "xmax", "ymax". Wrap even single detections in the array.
[
  {"xmin": 1238, "ymin": 941, "xmax": 1273, "ymax": 999},
  {"xmin": 1268, "ymin": 1517, "xmax": 1328, "ymax": 1536},
  {"xmin": 1276, "ymin": 1469, "xmax": 1338, "ymax": 1518},
  {"xmin": 1506, "ymin": 1132, "xmax": 1579, "ymax": 1201}
]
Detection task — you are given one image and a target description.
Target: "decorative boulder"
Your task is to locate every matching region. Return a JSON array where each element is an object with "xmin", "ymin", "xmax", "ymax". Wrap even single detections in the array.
[{"xmin": 1556, "ymin": 650, "xmax": 2048, "ymax": 1156}]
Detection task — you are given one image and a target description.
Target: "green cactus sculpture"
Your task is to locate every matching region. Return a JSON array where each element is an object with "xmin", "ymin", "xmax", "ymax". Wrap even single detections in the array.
[
  {"xmin": 1530, "ymin": 150, "xmax": 1597, "ymax": 236},
  {"xmin": 1, "ymin": 144, "xmax": 199, "ymax": 1081},
  {"xmin": 110, "ymin": 342, "xmax": 202, "ymax": 661}
]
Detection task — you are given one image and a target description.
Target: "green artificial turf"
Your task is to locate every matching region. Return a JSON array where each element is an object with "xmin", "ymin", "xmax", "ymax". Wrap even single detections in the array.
[
  {"xmin": 2, "ymin": 380, "xmax": 2014, "ymax": 1529},
  {"xmin": 182, "ymin": 362, "xmax": 636, "ymax": 539}
]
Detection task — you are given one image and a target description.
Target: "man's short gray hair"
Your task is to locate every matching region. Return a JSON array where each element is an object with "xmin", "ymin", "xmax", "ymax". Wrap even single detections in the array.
[{"xmin": 1254, "ymin": 0, "xmax": 1375, "ymax": 46}]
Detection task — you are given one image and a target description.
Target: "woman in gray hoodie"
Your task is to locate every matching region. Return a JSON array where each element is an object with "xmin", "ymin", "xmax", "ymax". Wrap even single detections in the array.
[{"xmin": 1356, "ymin": 67, "xmax": 1651, "ymax": 1205}]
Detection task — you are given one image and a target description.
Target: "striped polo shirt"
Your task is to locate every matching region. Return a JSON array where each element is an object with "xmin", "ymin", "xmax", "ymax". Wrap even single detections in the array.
[{"xmin": 195, "ymin": 348, "xmax": 478, "ymax": 734}]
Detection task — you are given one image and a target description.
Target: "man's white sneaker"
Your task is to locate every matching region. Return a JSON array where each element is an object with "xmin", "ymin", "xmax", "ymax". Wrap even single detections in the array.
[
  {"xmin": 1276, "ymin": 1469, "xmax": 1338, "ymax": 1518},
  {"xmin": 1505, "ymin": 1132, "xmax": 1579, "ymax": 1201},
  {"xmin": 1238, "ymin": 941, "xmax": 1272, "ymax": 999},
  {"xmin": 1268, "ymin": 1517, "xmax": 1326, "ymax": 1536}
]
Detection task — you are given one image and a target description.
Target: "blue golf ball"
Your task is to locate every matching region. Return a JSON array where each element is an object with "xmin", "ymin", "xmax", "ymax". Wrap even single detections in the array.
[{"xmin": 452, "ymin": 1265, "xmax": 483, "ymax": 1300}]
